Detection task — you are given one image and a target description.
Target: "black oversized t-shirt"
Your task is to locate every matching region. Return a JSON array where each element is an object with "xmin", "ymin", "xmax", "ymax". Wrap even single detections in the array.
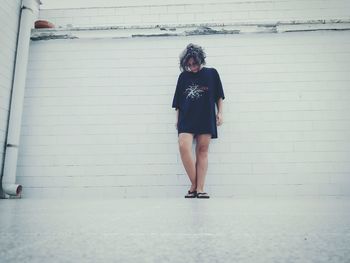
[{"xmin": 172, "ymin": 67, "xmax": 225, "ymax": 139}]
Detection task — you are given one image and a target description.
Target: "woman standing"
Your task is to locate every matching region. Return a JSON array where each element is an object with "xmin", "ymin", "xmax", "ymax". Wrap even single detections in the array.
[{"xmin": 172, "ymin": 43, "xmax": 225, "ymax": 199}]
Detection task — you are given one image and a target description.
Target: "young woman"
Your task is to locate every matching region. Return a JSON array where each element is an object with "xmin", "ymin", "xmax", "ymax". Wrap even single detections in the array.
[{"xmin": 172, "ymin": 43, "xmax": 225, "ymax": 199}]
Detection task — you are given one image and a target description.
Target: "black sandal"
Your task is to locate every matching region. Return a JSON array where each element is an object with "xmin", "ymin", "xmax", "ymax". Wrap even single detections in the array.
[
  {"xmin": 196, "ymin": 192, "xmax": 210, "ymax": 198},
  {"xmin": 185, "ymin": 190, "xmax": 197, "ymax": 198}
]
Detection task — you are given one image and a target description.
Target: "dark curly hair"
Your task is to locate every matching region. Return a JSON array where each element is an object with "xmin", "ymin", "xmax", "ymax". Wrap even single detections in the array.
[{"xmin": 179, "ymin": 43, "xmax": 206, "ymax": 72}]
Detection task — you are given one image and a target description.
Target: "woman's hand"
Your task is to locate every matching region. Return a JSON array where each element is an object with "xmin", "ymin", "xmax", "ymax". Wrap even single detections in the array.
[{"xmin": 216, "ymin": 112, "xmax": 223, "ymax": 126}]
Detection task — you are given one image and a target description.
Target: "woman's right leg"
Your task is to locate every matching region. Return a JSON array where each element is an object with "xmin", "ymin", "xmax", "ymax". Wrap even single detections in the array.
[{"xmin": 178, "ymin": 132, "xmax": 196, "ymax": 191}]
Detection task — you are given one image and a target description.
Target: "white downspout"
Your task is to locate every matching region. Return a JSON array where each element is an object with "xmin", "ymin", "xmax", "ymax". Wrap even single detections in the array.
[{"xmin": 2, "ymin": 0, "xmax": 41, "ymax": 198}]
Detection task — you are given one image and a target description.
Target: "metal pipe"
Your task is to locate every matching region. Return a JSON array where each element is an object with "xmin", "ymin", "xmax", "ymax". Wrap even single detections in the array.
[{"xmin": 2, "ymin": 0, "xmax": 41, "ymax": 198}]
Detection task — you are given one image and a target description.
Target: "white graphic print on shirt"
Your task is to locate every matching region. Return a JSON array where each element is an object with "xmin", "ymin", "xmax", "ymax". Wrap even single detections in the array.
[{"xmin": 184, "ymin": 82, "xmax": 208, "ymax": 100}]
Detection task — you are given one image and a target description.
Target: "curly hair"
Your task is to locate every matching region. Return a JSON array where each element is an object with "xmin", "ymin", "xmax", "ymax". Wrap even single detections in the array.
[{"xmin": 179, "ymin": 43, "xmax": 207, "ymax": 72}]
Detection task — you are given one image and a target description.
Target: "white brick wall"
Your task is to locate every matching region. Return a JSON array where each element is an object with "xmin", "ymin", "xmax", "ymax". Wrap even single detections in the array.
[
  {"xmin": 0, "ymin": 0, "xmax": 21, "ymax": 196},
  {"xmin": 38, "ymin": 0, "xmax": 350, "ymax": 28},
  {"xmin": 19, "ymin": 29, "xmax": 350, "ymax": 198}
]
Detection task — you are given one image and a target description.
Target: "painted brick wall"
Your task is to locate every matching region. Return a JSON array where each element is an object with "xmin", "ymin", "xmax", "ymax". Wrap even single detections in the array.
[
  {"xmin": 38, "ymin": 0, "xmax": 350, "ymax": 28},
  {"xmin": 0, "ymin": 0, "xmax": 21, "ymax": 196},
  {"xmin": 19, "ymin": 28, "xmax": 350, "ymax": 198}
]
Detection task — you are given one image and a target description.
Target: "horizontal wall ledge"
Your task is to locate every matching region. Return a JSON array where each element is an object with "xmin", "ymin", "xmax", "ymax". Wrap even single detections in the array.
[{"xmin": 30, "ymin": 18, "xmax": 350, "ymax": 41}]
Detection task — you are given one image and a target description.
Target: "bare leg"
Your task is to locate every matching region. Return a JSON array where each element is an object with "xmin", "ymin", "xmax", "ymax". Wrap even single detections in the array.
[
  {"xmin": 195, "ymin": 134, "xmax": 211, "ymax": 192},
  {"xmin": 178, "ymin": 133, "xmax": 196, "ymax": 191}
]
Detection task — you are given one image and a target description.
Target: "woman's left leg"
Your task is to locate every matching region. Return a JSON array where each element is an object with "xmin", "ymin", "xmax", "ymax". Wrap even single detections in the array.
[{"xmin": 195, "ymin": 134, "xmax": 211, "ymax": 192}]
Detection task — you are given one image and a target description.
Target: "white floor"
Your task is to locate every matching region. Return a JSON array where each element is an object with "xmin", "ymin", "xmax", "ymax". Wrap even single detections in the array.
[{"xmin": 1, "ymin": 196, "xmax": 349, "ymax": 262}]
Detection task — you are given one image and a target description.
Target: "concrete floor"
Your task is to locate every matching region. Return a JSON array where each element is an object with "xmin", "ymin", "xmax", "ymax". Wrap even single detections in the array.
[{"xmin": 1, "ymin": 196, "xmax": 349, "ymax": 263}]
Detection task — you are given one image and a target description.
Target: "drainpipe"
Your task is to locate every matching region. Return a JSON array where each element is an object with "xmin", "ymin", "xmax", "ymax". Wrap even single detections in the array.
[{"xmin": 1, "ymin": 0, "xmax": 41, "ymax": 198}]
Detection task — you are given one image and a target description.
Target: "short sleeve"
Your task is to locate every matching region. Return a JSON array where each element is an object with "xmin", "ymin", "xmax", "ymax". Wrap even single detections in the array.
[
  {"xmin": 172, "ymin": 73, "xmax": 182, "ymax": 110},
  {"xmin": 213, "ymin": 68, "xmax": 225, "ymax": 101}
]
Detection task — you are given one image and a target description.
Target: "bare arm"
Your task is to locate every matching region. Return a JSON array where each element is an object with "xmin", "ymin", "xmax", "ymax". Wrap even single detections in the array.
[
  {"xmin": 216, "ymin": 98, "xmax": 223, "ymax": 113},
  {"xmin": 175, "ymin": 108, "xmax": 179, "ymax": 129},
  {"xmin": 216, "ymin": 98, "xmax": 224, "ymax": 126}
]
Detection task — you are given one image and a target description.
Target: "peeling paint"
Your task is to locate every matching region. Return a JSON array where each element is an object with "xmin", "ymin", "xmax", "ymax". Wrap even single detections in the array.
[
  {"xmin": 31, "ymin": 33, "xmax": 79, "ymax": 41},
  {"xmin": 159, "ymin": 26, "xmax": 177, "ymax": 31},
  {"xmin": 30, "ymin": 19, "xmax": 350, "ymax": 41},
  {"xmin": 281, "ymin": 28, "xmax": 350, "ymax": 33},
  {"xmin": 132, "ymin": 33, "xmax": 178, "ymax": 37},
  {"xmin": 185, "ymin": 28, "xmax": 241, "ymax": 35},
  {"xmin": 185, "ymin": 27, "xmax": 241, "ymax": 35}
]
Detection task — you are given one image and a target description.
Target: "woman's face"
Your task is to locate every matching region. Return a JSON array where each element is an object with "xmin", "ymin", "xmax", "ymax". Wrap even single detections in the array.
[{"xmin": 186, "ymin": 57, "xmax": 201, "ymax": 73}]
